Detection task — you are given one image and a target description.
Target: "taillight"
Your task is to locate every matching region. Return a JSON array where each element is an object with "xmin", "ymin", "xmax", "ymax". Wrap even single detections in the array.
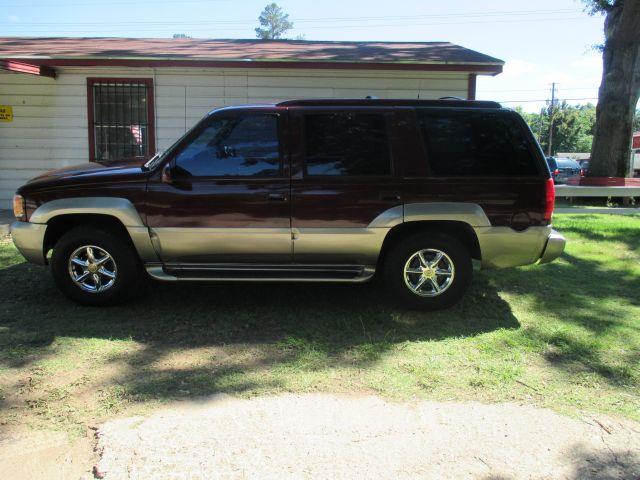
[
  {"xmin": 544, "ymin": 178, "xmax": 555, "ymax": 222},
  {"xmin": 553, "ymin": 169, "xmax": 560, "ymax": 176}
]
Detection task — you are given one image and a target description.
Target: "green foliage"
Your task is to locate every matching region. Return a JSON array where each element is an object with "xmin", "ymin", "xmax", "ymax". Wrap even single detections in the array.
[
  {"xmin": 517, "ymin": 103, "xmax": 597, "ymax": 154},
  {"xmin": 582, "ymin": 0, "xmax": 618, "ymax": 15},
  {"xmin": 255, "ymin": 3, "xmax": 294, "ymax": 40},
  {"xmin": 634, "ymin": 110, "xmax": 640, "ymax": 131}
]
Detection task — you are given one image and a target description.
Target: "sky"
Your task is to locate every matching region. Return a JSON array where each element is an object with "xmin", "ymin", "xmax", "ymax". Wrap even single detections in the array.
[{"xmin": 0, "ymin": 0, "xmax": 607, "ymax": 112}]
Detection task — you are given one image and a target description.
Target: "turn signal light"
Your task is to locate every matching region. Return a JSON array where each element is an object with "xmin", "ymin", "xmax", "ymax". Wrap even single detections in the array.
[{"xmin": 13, "ymin": 194, "xmax": 26, "ymax": 221}]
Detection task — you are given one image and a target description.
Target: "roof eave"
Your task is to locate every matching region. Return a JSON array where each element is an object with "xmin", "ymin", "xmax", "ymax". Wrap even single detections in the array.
[{"xmin": 0, "ymin": 56, "xmax": 503, "ymax": 74}]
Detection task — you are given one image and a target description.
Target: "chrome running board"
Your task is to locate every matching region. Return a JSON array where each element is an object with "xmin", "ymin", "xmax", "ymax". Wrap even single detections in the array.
[{"xmin": 145, "ymin": 263, "xmax": 376, "ymax": 283}]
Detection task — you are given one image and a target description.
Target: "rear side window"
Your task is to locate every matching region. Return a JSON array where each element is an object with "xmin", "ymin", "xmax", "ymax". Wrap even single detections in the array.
[
  {"xmin": 303, "ymin": 113, "xmax": 391, "ymax": 176},
  {"xmin": 416, "ymin": 110, "xmax": 540, "ymax": 176}
]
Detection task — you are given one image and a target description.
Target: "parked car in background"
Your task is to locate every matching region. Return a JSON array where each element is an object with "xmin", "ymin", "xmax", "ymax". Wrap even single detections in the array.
[
  {"xmin": 546, "ymin": 156, "xmax": 582, "ymax": 184},
  {"xmin": 577, "ymin": 160, "xmax": 589, "ymax": 176},
  {"xmin": 11, "ymin": 99, "xmax": 565, "ymax": 310}
]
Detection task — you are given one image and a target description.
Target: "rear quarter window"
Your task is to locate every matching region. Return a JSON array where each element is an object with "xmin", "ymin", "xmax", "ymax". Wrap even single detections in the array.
[{"xmin": 416, "ymin": 109, "xmax": 541, "ymax": 177}]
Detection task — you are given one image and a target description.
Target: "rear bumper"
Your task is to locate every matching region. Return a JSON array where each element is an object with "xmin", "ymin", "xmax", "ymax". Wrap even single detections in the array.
[
  {"xmin": 10, "ymin": 221, "xmax": 47, "ymax": 265},
  {"xmin": 538, "ymin": 229, "xmax": 566, "ymax": 265},
  {"xmin": 475, "ymin": 225, "xmax": 565, "ymax": 269}
]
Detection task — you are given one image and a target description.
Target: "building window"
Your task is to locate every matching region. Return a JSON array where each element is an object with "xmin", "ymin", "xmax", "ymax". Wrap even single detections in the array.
[{"xmin": 87, "ymin": 78, "xmax": 155, "ymax": 162}]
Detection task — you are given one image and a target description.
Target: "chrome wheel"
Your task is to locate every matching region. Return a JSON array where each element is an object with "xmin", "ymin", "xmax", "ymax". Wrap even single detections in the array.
[
  {"xmin": 403, "ymin": 248, "xmax": 455, "ymax": 297},
  {"xmin": 67, "ymin": 245, "xmax": 117, "ymax": 293}
]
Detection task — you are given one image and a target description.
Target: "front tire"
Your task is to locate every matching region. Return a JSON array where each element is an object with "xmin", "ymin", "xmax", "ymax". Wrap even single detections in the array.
[
  {"xmin": 50, "ymin": 226, "xmax": 142, "ymax": 306},
  {"xmin": 384, "ymin": 232, "xmax": 473, "ymax": 310}
]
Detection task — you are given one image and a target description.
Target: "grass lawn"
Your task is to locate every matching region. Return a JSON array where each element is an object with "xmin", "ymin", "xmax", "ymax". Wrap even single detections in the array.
[{"xmin": 0, "ymin": 214, "xmax": 639, "ymax": 436}]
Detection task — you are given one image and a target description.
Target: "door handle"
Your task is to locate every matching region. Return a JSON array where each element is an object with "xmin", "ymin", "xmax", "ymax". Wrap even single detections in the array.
[
  {"xmin": 267, "ymin": 193, "xmax": 288, "ymax": 202},
  {"xmin": 380, "ymin": 192, "xmax": 402, "ymax": 202}
]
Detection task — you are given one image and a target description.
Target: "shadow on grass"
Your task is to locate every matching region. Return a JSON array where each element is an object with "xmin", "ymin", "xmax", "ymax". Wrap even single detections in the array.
[
  {"xmin": 0, "ymin": 261, "xmax": 518, "ymax": 404},
  {"xmin": 1, "ymin": 213, "xmax": 639, "ymax": 409}
]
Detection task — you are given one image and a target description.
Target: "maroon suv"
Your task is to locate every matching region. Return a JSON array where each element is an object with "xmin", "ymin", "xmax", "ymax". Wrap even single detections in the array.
[{"xmin": 11, "ymin": 99, "xmax": 565, "ymax": 309}]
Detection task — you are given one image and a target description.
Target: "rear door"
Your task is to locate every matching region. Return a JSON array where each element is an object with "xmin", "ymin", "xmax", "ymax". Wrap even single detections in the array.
[{"xmin": 289, "ymin": 107, "xmax": 403, "ymax": 265}]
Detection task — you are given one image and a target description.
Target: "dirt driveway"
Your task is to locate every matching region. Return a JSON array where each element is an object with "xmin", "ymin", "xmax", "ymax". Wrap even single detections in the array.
[{"xmin": 92, "ymin": 394, "xmax": 640, "ymax": 480}]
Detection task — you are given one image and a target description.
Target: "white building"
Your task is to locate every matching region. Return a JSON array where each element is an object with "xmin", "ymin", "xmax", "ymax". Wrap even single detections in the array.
[{"xmin": 0, "ymin": 37, "xmax": 503, "ymax": 208}]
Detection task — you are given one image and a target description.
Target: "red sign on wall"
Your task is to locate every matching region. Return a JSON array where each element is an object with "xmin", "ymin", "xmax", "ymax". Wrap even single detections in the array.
[{"xmin": 633, "ymin": 132, "xmax": 640, "ymax": 150}]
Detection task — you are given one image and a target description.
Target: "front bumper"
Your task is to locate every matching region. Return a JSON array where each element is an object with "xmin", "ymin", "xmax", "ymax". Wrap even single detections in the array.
[
  {"xmin": 538, "ymin": 229, "xmax": 566, "ymax": 265},
  {"xmin": 10, "ymin": 221, "xmax": 47, "ymax": 265}
]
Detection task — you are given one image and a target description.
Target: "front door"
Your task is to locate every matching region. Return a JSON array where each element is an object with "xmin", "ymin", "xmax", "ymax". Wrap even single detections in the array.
[{"xmin": 145, "ymin": 109, "xmax": 291, "ymax": 264}]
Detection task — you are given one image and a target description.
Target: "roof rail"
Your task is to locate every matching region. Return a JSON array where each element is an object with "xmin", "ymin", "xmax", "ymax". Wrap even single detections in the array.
[{"xmin": 276, "ymin": 98, "xmax": 502, "ymax": 108}]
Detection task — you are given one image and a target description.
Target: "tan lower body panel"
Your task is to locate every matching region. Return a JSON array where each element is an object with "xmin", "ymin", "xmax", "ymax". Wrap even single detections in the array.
[
  {"xmin": 292, "ymin": 228, "xmax": 390, "ymax": 265},
  {"xmin": 151, "ymin": 227, "xmax": 292, "ymax": 263}
]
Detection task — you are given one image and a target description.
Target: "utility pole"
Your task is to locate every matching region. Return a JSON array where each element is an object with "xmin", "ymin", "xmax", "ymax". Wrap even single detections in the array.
[
  {"xmin": 537, "ymin": 107, "xmax": 545, "ymax": 144},
  {"xmin": 547, "ymin": 82, "xmax": 557, "ymax": 157}
]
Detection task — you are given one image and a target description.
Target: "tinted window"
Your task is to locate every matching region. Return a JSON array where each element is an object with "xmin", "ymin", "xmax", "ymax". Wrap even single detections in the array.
[
  {"xmin": 417, "ymin": 110, "xmax": 540, "ymax": 176},
  {"xmin": 304, "ymin": 113, "xmax": 391, "ymax": 176},
  {"xmin": 546, "ymin": 157, "xmax": 557, "ymax": 169},
  {"xmin": 175, "ymin": 114, "xmax": 280, "ymax": 177}
]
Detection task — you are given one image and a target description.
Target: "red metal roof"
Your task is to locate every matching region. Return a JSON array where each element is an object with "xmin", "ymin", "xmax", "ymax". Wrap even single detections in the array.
[{"xmin": 0, "ymin": 37, "xmax": 503, "ymax": 73}]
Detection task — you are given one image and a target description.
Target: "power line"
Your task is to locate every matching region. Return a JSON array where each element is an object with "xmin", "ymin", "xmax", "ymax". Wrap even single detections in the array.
[
  {"xmin": 496, "ymin": 97, "xmax": 598, "ymax": 103},
  {"xmin": 2, "ymin": 9, "xmax": 581, "ymax": 26},
  {"xmin": 481, "ymin": 87, "xmax": 598, "ymax": 93},
  {"xmin": 3, "ymin": 0, "xmax": 232, "ymax": 6},
  {"xmin": 0, "ymin": 16, "xmax": 591, "ymax": 33}
]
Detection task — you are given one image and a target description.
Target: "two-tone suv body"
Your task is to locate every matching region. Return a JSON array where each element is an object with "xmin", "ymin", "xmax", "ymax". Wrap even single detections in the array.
[{"xmin": 11, "ymin": 99, "xmax": 565, "ymax": 309}]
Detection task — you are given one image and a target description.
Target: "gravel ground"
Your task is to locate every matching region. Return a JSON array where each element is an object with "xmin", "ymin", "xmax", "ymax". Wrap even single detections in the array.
[{"xmin": 95, "ymin": 394, "xmax": 640, "ymax": 480}]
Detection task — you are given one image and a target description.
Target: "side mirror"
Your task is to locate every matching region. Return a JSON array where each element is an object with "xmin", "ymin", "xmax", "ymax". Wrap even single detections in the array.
[
  {"xmin": 161, "ymin": 162, "xmax": 192, "ymax": 190},
  {"xmin": 161, "ymin": 163, "xmax": 173, "ymax": 184}
]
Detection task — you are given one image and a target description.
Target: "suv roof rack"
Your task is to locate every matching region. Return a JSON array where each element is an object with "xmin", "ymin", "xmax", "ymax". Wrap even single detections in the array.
[{"xmin": 277, "ymin": 98, "xmax": 502, "ymax": 109}]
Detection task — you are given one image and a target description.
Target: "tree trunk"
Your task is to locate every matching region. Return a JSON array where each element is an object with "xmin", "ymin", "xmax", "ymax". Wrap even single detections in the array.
[{"xmin": 588, "ymin": 0, "xmax": 640, "ymax": 178}]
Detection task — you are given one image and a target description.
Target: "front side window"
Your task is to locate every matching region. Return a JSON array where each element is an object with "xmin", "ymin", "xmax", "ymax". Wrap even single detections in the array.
[
  {"xmin": 89, "ymin": 79, "xmax": 154, "ymax": 162},
  {"xmin": 174, "ymin": 114, "xmax": 281, "ymax": 178},
  {"xmin": 416, "ymin": 110, "xmax": 540, "ymax": 176},
  {"xmin": 304, "ymin": 113, "xmax": 391, "ymax": 176}
]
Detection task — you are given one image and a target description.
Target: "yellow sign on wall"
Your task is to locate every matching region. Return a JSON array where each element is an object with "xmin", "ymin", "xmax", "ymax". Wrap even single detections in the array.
[{"xmin": 0, "ymin": 106, "xmax": 13, "ymax": 122}]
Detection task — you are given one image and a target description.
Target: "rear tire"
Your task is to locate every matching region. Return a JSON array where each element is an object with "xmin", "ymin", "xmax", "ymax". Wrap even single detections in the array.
[
  {"xmin": 384, "ymin": 232, "xmax": 473, "ymax": 310},
  {"xmin": 50, "ymin": 226, "xmax": 142, "ymax": 306}
]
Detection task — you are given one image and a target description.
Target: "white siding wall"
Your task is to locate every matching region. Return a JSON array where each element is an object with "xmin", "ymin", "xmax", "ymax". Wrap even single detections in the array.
[{"xmin": 0, "ymin": 66, "xmax": 469, "ymax": 208}]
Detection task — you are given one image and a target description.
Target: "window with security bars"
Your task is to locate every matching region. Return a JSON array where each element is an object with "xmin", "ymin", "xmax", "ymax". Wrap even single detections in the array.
[{"xmin": 87, "ymin": 78, "xmax": 155, "ymax": 162}]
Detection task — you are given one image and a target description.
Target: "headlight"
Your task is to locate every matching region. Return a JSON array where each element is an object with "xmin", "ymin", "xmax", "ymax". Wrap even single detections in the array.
[{"xmin": 13, "ymin": 194, "xmax": 26, "ymax": 221}]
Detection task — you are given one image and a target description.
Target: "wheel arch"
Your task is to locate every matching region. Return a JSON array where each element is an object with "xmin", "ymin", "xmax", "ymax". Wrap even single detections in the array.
[
  {"xmin": 377, "ymin": 220, "xmax": 482, "ymax": 270},
  {"xmin": 31, "ymin": 197, "xmax": 158, "ymax": 263},
  {"xmin": 43, "ymin": 213, "xmax": 135, "ymax": 257}
]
